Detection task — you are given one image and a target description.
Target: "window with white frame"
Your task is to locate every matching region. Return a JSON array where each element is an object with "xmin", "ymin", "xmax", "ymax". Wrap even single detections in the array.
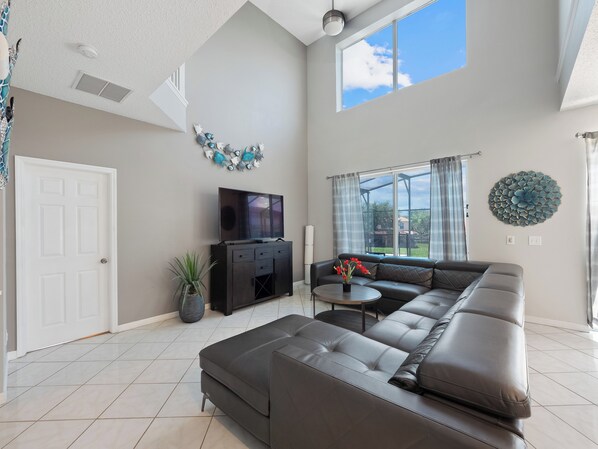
[
  {"xmin": 341, "ymin": 0, "xmax": 466, "ymax": 110},
  {"xmin": 360, "ymin": 162, "xmax": 467, "ymax": 257}
]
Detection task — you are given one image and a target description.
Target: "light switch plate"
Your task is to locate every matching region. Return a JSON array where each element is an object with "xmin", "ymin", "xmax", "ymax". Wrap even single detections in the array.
[
  {"xmin": 529, "ymin": 236, "xmax": 542, "ymax": 246},
  {"xmin": 506, "ymin": 236, "xmax": 515, "ymax": 245}
]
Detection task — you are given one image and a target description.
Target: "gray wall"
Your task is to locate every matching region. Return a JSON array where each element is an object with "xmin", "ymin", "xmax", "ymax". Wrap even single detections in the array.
[
  {"xmin": 5, "ymin": 3, "xmax": 307, "ymax": 350},
  {"xmin": 307, "ymin": 0, "xmax": 595, "ymax": 328}
]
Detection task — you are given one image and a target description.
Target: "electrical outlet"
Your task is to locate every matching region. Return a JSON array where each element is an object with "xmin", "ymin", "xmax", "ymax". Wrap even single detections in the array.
[
  {"xmin": 529, "ymin": 236, "xmax": 542, "ymax": 246},
  {"xmin": 506, "ymin": 236, "xmax": 515, "ymax": 245}
]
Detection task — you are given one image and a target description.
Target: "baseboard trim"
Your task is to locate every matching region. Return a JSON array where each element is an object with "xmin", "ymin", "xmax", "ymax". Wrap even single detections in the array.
[
  {"xmin": 117, "ymin": 311, "xmax": 179, "ymax": 332},
  {"xmin": 293, "ymin": 280, "xmax": 305, "ymax": 288},
  {"xmin": 7, "ymin": 351, "xmax": 17, "ymax": 361},
  {"xmin": 526, "ymin": 315, "xmax": 591, "ymax": 332}
]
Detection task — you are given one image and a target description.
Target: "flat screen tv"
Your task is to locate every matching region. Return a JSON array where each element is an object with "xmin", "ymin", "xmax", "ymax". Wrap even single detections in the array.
[{"xmin": 218, "ymin": 187, "xmax": 284, "ymax": 242}]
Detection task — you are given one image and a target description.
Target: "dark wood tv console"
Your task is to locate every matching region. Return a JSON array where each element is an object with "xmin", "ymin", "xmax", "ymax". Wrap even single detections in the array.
[{"xmin": 210, "ymin": 241, "xmax": 293, "ymax": 315}]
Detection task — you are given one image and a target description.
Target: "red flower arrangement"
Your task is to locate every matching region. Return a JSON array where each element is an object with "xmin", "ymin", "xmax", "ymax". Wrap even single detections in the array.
[{"xmin": 334, "ymin": 257, "xmax": 370, "ymax": 285}]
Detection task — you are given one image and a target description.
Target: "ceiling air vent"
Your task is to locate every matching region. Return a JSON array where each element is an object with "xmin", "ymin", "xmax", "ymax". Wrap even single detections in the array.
[{"xmin": 72, "ymin": 72, "xmax": 132, "ymax": 103}]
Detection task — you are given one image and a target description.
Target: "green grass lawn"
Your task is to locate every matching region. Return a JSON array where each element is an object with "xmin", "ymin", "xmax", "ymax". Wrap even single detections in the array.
[{"xmin": 370, "ymin": 243, "xmax": 430, "ymax": 258}]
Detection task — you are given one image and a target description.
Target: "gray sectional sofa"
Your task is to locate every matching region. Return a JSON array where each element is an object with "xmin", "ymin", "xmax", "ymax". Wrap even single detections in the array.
[
  {"xmin": 199, "ymin": 257, "xmax": 530, "ymax": 448},
  {"xmin": 311, "ymin": 253, "xmax": 490, "ymax": 314}
]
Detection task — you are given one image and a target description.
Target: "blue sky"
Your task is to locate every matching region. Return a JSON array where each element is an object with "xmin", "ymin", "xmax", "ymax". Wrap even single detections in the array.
[{"xmin": 342, "ymin": 0, "xmax": 466, "ymax": 110}]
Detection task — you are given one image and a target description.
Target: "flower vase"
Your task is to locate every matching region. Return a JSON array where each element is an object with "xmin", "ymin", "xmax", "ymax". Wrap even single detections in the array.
[{"xmin": 343, "ymin": 283, "xmax": 352, "ymax": 293}]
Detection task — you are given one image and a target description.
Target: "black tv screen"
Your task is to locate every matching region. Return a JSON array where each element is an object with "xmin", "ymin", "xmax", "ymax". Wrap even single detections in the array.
[{"xmin": 219, "ymin": 188, "xmax": 284, "ymax": 241}]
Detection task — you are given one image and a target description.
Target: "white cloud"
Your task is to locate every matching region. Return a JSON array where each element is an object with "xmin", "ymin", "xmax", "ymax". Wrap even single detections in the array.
[{"xmin": 342, "ymin": 40, "xmax": 412, "ymax": 91}]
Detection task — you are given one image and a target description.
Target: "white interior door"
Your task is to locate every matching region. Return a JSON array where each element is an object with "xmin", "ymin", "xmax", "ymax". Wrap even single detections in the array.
[{"xmin": 16, "ymin": 157, "xmax": 117, "ymax": 353}]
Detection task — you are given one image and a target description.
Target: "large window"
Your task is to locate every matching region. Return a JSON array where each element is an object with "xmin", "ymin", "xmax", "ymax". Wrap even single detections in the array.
[
  {"xmin": 361, "ymin": 163, "xmax": 467, "ymax": 257},
  {"xmin": 341, "ymin": 0, "xmax": 466, "ymax": 110}
]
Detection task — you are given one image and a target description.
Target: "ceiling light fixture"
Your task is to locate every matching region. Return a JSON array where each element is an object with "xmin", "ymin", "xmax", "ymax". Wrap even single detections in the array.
[
  {"xmin": 323, "ymin": 0, "xmax": 345, "ymax": 36},
  {"xmin": 77, "ymin": 44, "xmax": 98, "ymax": 59}
]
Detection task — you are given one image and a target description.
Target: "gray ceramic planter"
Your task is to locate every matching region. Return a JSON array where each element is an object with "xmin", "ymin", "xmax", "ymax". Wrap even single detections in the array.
[{"xmin": 179, "ymin": 294, "xmax": 205, "ymax": 323}]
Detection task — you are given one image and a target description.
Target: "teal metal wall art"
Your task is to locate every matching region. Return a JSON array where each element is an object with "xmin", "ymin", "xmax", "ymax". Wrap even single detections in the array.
[
  {"xmin": 488, "ymin": 171, "xmax": 562, "ymax": 226},
  {"xmin": 193, "ymin": 124, "xmax": 264, "ymax": 172},
  {"xmin": 0, "ymin": 0, "xmax": 20, "ymax": 190}
]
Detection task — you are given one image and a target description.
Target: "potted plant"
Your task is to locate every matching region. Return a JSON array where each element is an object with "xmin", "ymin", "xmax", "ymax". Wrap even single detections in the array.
[
  {"xmin": 334, "ymin": 257, "xmax": 370, "ymax": 292},
  {"xmin": 169, "ymin": 252, "xmax": 216, "ymax": 323}
]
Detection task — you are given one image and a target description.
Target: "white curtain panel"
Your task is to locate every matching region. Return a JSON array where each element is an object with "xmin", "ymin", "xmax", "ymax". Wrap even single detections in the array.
[
  {"xmin": 332, "ymin": 173, "xmax": 365, "ymax": 255},
  {"xmin": 429, "ymin": 156, "xmax": 468, "ymax": 261},
  {"xmin": 585, "ymin": 133, "xmax": 598, "ymax": 327}
]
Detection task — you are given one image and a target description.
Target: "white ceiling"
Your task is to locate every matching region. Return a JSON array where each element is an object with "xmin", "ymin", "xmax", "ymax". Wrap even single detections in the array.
[
  {"xmin": 7, "ymin": 0, "xmax": 382, "ymax": 129},
  {"xmin": 250, "ymin": 0, "xmax": 383, "ymax": 45},
  {"xmin": 562, "ymin": 2, "xmax": 598, "ymax": 110},
  {"xmin": 8, "ymin": 0, "xmax": 245, "ymax": 129}
]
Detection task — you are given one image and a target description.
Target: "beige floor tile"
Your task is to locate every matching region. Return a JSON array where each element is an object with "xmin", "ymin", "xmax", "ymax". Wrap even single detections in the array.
[
  {"xmin": 37, "ymin": 344, "xmax": 98, "ymax": 362},
  {"xmin": 206, "ymin": 328, "xmax": 246, "ymax": 344},
  {"xmin": 87, "ymin": 360, "xmax": 151, "ymax": 384},
  {"xmin": 545, "ymin": 333, "xmax": 598, "ymax": 350},
  {"xmin": 547, "ymin": 372, "xmax": 598, "ymax": 403},
  {"xmin": 175, "ymin": 328, "xmax": 215, "ymax": 342},
  {"xmin": 7, "ymin": 362, "xmax": 69, "ymax": 387},
  {"xmin": 118, "ymin": 342, "xmax": 169, "ymax": 360},
  {"xmin": 201, "ymin": 415, "xmax": 268, "ymax": 449},
  {"xmin": 547, "ymin": 405, "xmax": 598, "ymax": 444},
  {"xmin": 529, "ymin": 373, "xmax": 590, "ymax": 406},
  {"xmin": 525, "ymin": 323, "xmax": 567, "ymax": 334},
  {"xmin": 158, "ymin": 342, "xmax": 205, "ymax": 360},
  {"xmin": 101, "ymin": 383, "xmax": 175, "ymax": 418},
  {"xmin": 186, "ymin": 315, "xmax": 223, "ymax": 329},
  {"xmin": 180, "ymin": 360, "xmax": 201, "ymax": 383},
  {"xmin": 13, "ymin": 347, "xmax": 61, "ymax": 363},
  {"xmin": 158, "ymin": 383, "xmax": 214, "ymax": 417},
  {"xmin": 40, "ymin": 361, "xmax": 110, "ymax": 386},
  {"xmin": 69, "ymin": 333, "xmax": 114, "ymax": 344},
  {"xmin": 134, "ymin": 359, "xmax": 192, "ymax": 383},
  {"xmin": 525, "ymin": 334, "xmax": 571, "ymax": 351},
  {"xmin": 0, "ymin": 422, "xmax": 34, "ymax": 447},
  {"xmin": 527, "ymin": 351, "xmax": 578, "ymax": 373},
  {"xmin": 525, "ymin": 407, "xmax": 598, "ymax": 449},
  {"xmin": 4, "ymin": 419, "xmax": 92, "ymax": 449},
  {"xmin": 140, "ymin": 328, "xmax": 184, "ymax": 343},
  {"xmin": 247, "ymin": 317, "xmax": 278, "ymax": 330},
  {"xmin": 0, "ymin": 386, "xmax": 77, "ymax": 421},
  {"xmin": 69, "ymin": 418, "xmax": 151, "ymax": 449},
  {"xmin": 78, "ymin": 343, "xmax": 134, "ymax": 361},
  {"xmin": 42, "ymin": 384, "xmax": 127, "ymax": 420},
  {"xmin": 105, "ymin": 330, "xmax": 149, "ymax": 344},
  {"xmin": 7, "ymin": 362, "xmax": 29, "ymax": 375},
  {"xmin": 136, "ymin": 417, "xmax": 210, "ymax": 449},
  {"xmin": 544, "ymin": 350, "xmax": 598, "ymax": 372},
  {"xmin": 5, "ymin": 387, "xmax": 30, "ymax": 403}
]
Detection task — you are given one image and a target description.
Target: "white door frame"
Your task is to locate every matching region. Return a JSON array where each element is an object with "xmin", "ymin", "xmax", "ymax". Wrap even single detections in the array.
[{"xmin": 15, "ymin": 156, "xmax": 118, "ymax": 357}]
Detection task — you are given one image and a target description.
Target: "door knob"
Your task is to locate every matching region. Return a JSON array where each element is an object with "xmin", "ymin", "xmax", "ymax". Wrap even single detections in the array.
[{"xmin": 100, "ymin": 258, "xmax": 108, "ymax": 264}]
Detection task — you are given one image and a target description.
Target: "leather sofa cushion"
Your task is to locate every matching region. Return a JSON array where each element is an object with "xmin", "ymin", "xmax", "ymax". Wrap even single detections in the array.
[
  {"xmin": 317, "ymin": 274, "xmax": 373, "ymax": 286},
  {"xmin": 200, "ymin": 315, "xmax": 408, "ymax": 417},
  {"xmin": 417, "ymin": 313, "xmax": 531, "ymax": 419},
  {"xmin": 380, "ymin": 256, "xmax": 436, "ymax": 269},
  {"xmin": 400, "ymin": 294, "xmax": 458, "ymax": 320},
  {"xmin": 366, "ymin": 280, "xmax": 429, "ymax": 302},
  {"xmin": 432, "ymin": 261, "xmax": 488, "ymax": 291},
  {"xmin": 459, "ymin": 288, "xmax": 525, "ymax": 326},
  {"xmin": 364, "ymin": 310, "xmax": 436, "ymax": 353},
  {"xmin": 476, "ymin": 273, "xmax": 524, "ymax": 296},
  {"xmin": 338, "ymin": 253, "xmax": 384, "ymax": 264},
  {"xmin": 377, "ymin": 263, "xmax": 434, "ymax": 288}
]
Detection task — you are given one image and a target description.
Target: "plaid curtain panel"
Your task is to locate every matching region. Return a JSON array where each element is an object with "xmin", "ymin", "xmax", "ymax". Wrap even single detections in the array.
[
  {"xmin": 429, "ymin": 156, "xmax": 468, "ymax": 261},
  {"xmin": 332, "ymin": 173, "xmax": 365, "ymax": 255},
  {"xmin": 586, "ymin": 134, "xmax": 598, "ymax": 327}
]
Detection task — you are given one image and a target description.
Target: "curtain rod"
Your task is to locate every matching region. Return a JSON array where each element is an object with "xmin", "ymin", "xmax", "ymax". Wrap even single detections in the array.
[{"xmin": 325, "ymin": 151, "xmax": 482, "ymax": 180}]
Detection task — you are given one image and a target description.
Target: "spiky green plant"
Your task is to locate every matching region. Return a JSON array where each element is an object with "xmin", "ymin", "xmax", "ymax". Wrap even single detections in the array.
[{"xmin": 169, "ymin": 252, "xmax": 216, "ymax": 307}]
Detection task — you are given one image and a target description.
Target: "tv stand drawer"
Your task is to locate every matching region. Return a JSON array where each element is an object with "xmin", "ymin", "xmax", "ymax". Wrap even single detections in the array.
[
  {"xmin": 233, "ymin": 249, "xmax": 254, "ymax": 262},
  {"xmin": 255, "ymin": 259, "xmax": 274, "ymax": 276},
  {"xmin": 256, "ymin": 248, "xmax": 274, "ymax": 259}
]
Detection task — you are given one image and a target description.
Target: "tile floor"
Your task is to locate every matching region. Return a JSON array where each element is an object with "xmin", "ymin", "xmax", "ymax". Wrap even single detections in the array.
[{"xmin": 2, "ymin": 283, "xmax": 598, "ymax": 448}]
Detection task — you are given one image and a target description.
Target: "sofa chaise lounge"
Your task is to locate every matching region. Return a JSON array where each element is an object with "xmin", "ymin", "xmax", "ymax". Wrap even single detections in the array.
[{"xmin": 199, "ymin": 256, "xmax": 529, "ymax": 448}]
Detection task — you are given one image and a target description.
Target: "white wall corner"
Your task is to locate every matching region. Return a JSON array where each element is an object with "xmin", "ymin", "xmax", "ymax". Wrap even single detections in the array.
[{"xmin": 149, "ymin": 79, "xmax": 188, "ymax": 133}]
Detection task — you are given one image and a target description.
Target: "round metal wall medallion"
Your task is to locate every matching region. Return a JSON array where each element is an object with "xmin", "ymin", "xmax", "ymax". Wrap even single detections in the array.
[{"xmin": 488, "ymin": 171, "xmax": 562, "ymax": 226}]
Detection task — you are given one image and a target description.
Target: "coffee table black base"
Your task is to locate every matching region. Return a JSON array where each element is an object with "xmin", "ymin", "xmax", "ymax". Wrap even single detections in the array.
[{"xmin": 315, "ymin": 310, "xmax": 379, "ymax": 334}]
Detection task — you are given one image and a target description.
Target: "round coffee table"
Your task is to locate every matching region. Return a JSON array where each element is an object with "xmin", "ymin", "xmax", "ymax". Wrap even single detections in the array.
[{"xmin": 311, "ymin": 284, "xmax": 381, "ymax": 333}]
